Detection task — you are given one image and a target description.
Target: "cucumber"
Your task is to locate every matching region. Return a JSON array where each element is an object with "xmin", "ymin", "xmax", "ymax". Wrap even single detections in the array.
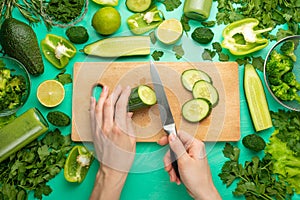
[
  {"xmin": 128, "ymin": 85, "xmax": 157, "ymax": 111},
  {"xmin": 192, "ymin": 80, "xmax": 219, "ymax": 107},
  {"xmin": 181, "ymin": 69, "xmax": 212, "ymax": 91},
  {"xmin": 82, "ymin": 36, "xmax": 150, "ymax": 57},
  {"xmin": 182, "ymin": 98, "xmax": 212, "ymax": 122},
  {"xmin": 126, "ymin": 0, "xmax": 152, "ymax": 12},
  {"xmin": 244, "ymin": 64, "xmax": 272, "ymax": 132}
]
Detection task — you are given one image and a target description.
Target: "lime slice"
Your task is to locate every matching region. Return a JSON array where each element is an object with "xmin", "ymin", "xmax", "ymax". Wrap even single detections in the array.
[
  {"xmin": 156, "ymin": 18, "xmax": 183, "ymax": 45},
  {"xmin": 36, "ymin": 80, "xmax": 65, "ymax": 107},
  {"xmin": 64, "ymin": 145, "xmax": 94, "ymax": 183}
]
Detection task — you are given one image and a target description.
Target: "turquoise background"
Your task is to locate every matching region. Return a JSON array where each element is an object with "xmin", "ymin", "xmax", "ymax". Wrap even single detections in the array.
[{"xmin": 4, "ymin": 0, "xmax": 300, "ymax": 199}]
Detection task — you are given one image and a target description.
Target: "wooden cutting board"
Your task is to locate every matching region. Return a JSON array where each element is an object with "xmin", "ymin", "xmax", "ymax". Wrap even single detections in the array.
[{"xmin": 72, "ymin": 62, "xmax": 240, "ymax": 142}]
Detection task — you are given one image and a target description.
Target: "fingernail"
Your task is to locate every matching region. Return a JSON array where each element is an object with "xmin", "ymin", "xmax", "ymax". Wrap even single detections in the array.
[
  {"xmin": 103, "ymin": 85, "xmax": 108, "ymax": 92},
  {"xmin": 169, "ymin": 133, "xmax": 176, "ymax": 142},
  {"xmin": 126, "ymin": 85, "xmax": 131, "ymax": 90}
]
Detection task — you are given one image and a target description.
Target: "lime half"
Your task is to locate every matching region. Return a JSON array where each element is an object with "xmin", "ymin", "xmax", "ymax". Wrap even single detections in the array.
[{"xmin": 156, "ymin": 19, "xmax": 183, "ymax": 45}]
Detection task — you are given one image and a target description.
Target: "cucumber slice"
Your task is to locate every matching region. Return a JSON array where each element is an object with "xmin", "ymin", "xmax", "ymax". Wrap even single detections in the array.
[
  {"xmin": 182, "ymin": 98, "xmax": 212, "ymax": 122},
  {"xmin": 181, "ymin": 69, "xmax": 212, "ymax": 91},
  {"xmin": 126, "ymin": 0, "xmax": 152, "ymax": 12},
  {"xmin": 128, "ymin": 85, "xmax": 156, "ymax": 111},
  {"xmin": 192, "ymin": 80, "xmax": 219, "ymax": 107},
  {"xmin": 244, "ymin": 64, "xmax": 272, "ymax": 131}
]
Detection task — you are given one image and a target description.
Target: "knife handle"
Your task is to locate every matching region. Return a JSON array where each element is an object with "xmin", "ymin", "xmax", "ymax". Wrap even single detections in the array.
[{"xmin": 170, "ymin": 149, "xmax": 180, "ymax": 179}]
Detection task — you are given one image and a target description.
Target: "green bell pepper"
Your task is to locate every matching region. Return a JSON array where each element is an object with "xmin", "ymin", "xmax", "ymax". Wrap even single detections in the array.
[
  {"xmin": 221, "ymin": 18, "xmax": 273, "ymax": 56},
  {"xmin": 127, "ymin": 6, "xmax": 164, "ymax": 35},
  {"xmin": 41, "ymin": 34, "xmax": 76, "ymax": 69}
]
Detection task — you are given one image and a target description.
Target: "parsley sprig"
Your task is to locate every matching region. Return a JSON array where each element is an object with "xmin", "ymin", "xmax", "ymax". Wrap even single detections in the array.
[
  {"xmin": 0, "ymin": 129, "xmax": 73, "ymax": 199},
  {"xmin": 219, "ymin": 143, "xmax": 294, "ymax": 200}
]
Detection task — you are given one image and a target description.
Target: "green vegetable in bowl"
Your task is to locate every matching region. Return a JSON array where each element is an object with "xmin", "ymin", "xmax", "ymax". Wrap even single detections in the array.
[
  {"xmin": 0, "ymin": 64, "xmax": 27, "ymax": 111},
  {"xmin": 47, "ymin": 111, "xmax": 70, "ymax": 126},
  {"xmin": 280, "ymin": 40, "xmax": 297, "ymax": 62},
  {"xmin": 191, "ymin": 27, "xmax": 214, "ymax": 44},
  {"xmin": 242, "ymin": 134, "xmax": 266, "ymax": 152},
  {"xmin": 282, "ymin": 72, "xmax": 300, "ymax": 90},
  {"xmin": 266, "ymin": 49, "xmax": 300, "ymax": 102},
  {"xmin": 66, "ymin": 26, "xmax": 89, "ymax": 44}
]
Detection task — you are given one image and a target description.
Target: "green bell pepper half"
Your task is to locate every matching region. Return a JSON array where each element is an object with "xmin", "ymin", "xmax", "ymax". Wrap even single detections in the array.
[
  {"xmin": 221, "ymin": 18, "xmax": 273, "ymax": 56},
  {"xmin": 41, "ymin": 34, "xmax": 76, "ymax": 69},
  {"xmin": 127, "ymin": 6, "xmax": 164, "ymax": 35}
]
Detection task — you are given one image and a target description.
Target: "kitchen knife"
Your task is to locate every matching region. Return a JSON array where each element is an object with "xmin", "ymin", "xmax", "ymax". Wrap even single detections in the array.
[{"xmin": 150, "ymin": 61, "xmax": 180, "ymax": 179}]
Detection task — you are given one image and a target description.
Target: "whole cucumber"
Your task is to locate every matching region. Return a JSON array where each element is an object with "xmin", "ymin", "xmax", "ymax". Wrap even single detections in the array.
[{"xmin": 0, "ymin": 18, "xmax": 44, "ymax": 76}]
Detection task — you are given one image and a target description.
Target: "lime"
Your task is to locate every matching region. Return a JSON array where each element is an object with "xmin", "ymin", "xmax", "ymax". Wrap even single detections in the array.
[
  {"xmin": 36, "ymin": 80, "xmax": 65, "ymax": 107},
  {"xmin": 92, "ymin": 7, "xmax": 121, "ymax": 35},
  {"xmin": 156, "ymin": 18, "xmax": 183, "ymax": 45},
  {"xmin": 64, "ymin": 145, "xmax": 94, "ymax": 183}
]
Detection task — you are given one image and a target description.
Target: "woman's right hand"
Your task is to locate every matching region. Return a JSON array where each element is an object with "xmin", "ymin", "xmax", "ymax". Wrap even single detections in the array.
[{"xmin": 158, "ymin": 131, "xmax": 221, "ymax": 200}]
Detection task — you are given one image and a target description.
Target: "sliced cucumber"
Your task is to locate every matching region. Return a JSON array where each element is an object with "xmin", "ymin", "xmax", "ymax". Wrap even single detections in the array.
[
  {"xmin": 126, "ymin": 0, "xmax": 152, "ymax": 12},
  {"xmin": 181, "ymin": 69, "xmax": 212, "ymax": 91},
  {"xmin": 192, "ymin": 80, "xmax": 219, "ymax": 107},
  {"xmin": 82, "ymin": 36, "xmax": 150, "ymax": 57},
  {"xmin": 182, "ymin": 98, "xmax": 212, "ymax": 122},
  {"xmin": 128, "ymin": 85, "xmax": 156, "ymax": 111},
  {"xmin": 244, "ymin": 63, "xmax": 272, "ymax": 132}
]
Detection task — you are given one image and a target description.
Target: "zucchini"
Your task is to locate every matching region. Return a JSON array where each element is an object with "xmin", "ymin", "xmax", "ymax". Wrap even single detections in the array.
[
  {"xmin": 181, "ymin": 69, "xmax": 212, "ymax": 91},
  {"xmin": 182, "ymin": 98, "xmax": 212, "ymax": 122},
  {"xmin": 126, "ymin": 0, "xmax": 152, "ymax": 12},
  {"xmin": 192, "ymin": 80, "xmax": 219, "ymax": 107},
  {"xmin": 82, "ymin": 36, "xmax": 150, "ymax": 57},
  {"xmin": 128, "ymin": 85, "xmax": 157, "ymax": 111},
  {"xmin": 244, "ymin": 63, "xmax": 272, "ymax": 131}
]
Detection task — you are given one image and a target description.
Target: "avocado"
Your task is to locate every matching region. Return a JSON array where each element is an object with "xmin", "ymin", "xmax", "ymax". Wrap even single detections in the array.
[{"xmin": 0, "ymin": 18, "xmax": 44, "ymax": 76}]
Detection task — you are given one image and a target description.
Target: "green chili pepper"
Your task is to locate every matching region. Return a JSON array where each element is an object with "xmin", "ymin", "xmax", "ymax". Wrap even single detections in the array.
[
  {"xmin": 221, "ymin": 18, "xmax": 273, "ymax": 56},
  {"xmin": 127, "ymin": 6, "xmax": 164, "ymax": 35},
  {"xmin": 41, "ymin": 34, "xmax": 76, "ymax": 69}
]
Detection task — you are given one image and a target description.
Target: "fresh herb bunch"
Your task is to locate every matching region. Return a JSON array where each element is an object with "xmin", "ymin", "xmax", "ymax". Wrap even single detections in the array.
[
  {"xmin": 265, "ymin": 109, "xmax": 300, "ymax": 193},
  {"xmin": 270, "ymin": 109, "xmax": 300, "ymax": 156},
  {"xmin": 0, "ymin": 129, "xmax": 73, "ymax": 199},
  {"xmin": 45, "ymin": 0, "xmax": 86, "ymax": 24},
  {"xmin": 0, "ymin": 0, "xmax": 52, "ymax": 30},
  {"xmin": 156, "ymin": 0, "xmax": 182, "ymax": 11},
  {"xmin": 219, "ymin": 143, "xmax": 294, "ymax": 200},
  {"xmin": 216, "ymin": 0, "xmax": 300, "ymax": 40}
]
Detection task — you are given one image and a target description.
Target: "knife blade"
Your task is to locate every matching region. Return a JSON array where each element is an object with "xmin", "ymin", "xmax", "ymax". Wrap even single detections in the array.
[{"xmin": 150, "ymin": 61, "xmax": 180, "ymax": 179}]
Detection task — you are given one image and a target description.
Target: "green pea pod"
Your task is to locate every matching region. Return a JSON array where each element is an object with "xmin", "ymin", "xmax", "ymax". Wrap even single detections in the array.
[
  {"xmin": 41, "ymin": 34, "xmax": 76, "ymax": 69},
  {"xmin": 127, "ymin": 6, "xmax": 164, "ymax": 35},
  {"xmin": 221, "ymin": 18, "xmax": 273, "ymax": 56}
]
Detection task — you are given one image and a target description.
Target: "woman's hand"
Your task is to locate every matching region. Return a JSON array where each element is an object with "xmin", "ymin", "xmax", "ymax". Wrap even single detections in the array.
[
  {"xmin": 158, "ymin": 131, "xmax": 221, "ymax": 200},
  {"xmin": 89, "ymin": 85, "xmax": 136, "ymax": 200}
]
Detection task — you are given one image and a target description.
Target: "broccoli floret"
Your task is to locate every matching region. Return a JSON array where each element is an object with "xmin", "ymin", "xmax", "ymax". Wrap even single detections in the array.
[
  {"xmin": 242, "ymin": 134, "xmax": 266, "ymax": 152},
  {"xmin": 0, "ymin": 65, "xmax": 27, "ymax": 111},
  {"xmin": 268, "ymin": 76, "xmax": 282, "ymax": 86},
  {"xmin": 191, "ymin": 27, "xmax": 214, "ymax": 44},
  {"xmin": 266, "ymin": 50, "xmax": 294, "ymax": 78},
  {"xmin": 271, "ymin": 83, "xmax": 300, "ymax": 102},
  {"xmin": 66, "ymin": 26, "xmax": 89, "ymax": 44},
  {"xmin": 47, "ymin": 111, "xmax": 70, "ymax": 126},
  {"xmin": 282, "ymin": 72, "xmax": 300, "ymax": 90},
  {"xmin": 280, "ymin": 40, "xmax": 297, "ymax": 62}
]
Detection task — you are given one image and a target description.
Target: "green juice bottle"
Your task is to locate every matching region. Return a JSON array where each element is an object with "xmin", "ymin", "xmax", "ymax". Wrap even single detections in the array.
[
  {"xmin": 0, "ymin": 108, "xmax": 49, "ymax": 163},
  {"xmin": 183, "ymin": 0, "xmax": 213, "ymax": 21}
]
